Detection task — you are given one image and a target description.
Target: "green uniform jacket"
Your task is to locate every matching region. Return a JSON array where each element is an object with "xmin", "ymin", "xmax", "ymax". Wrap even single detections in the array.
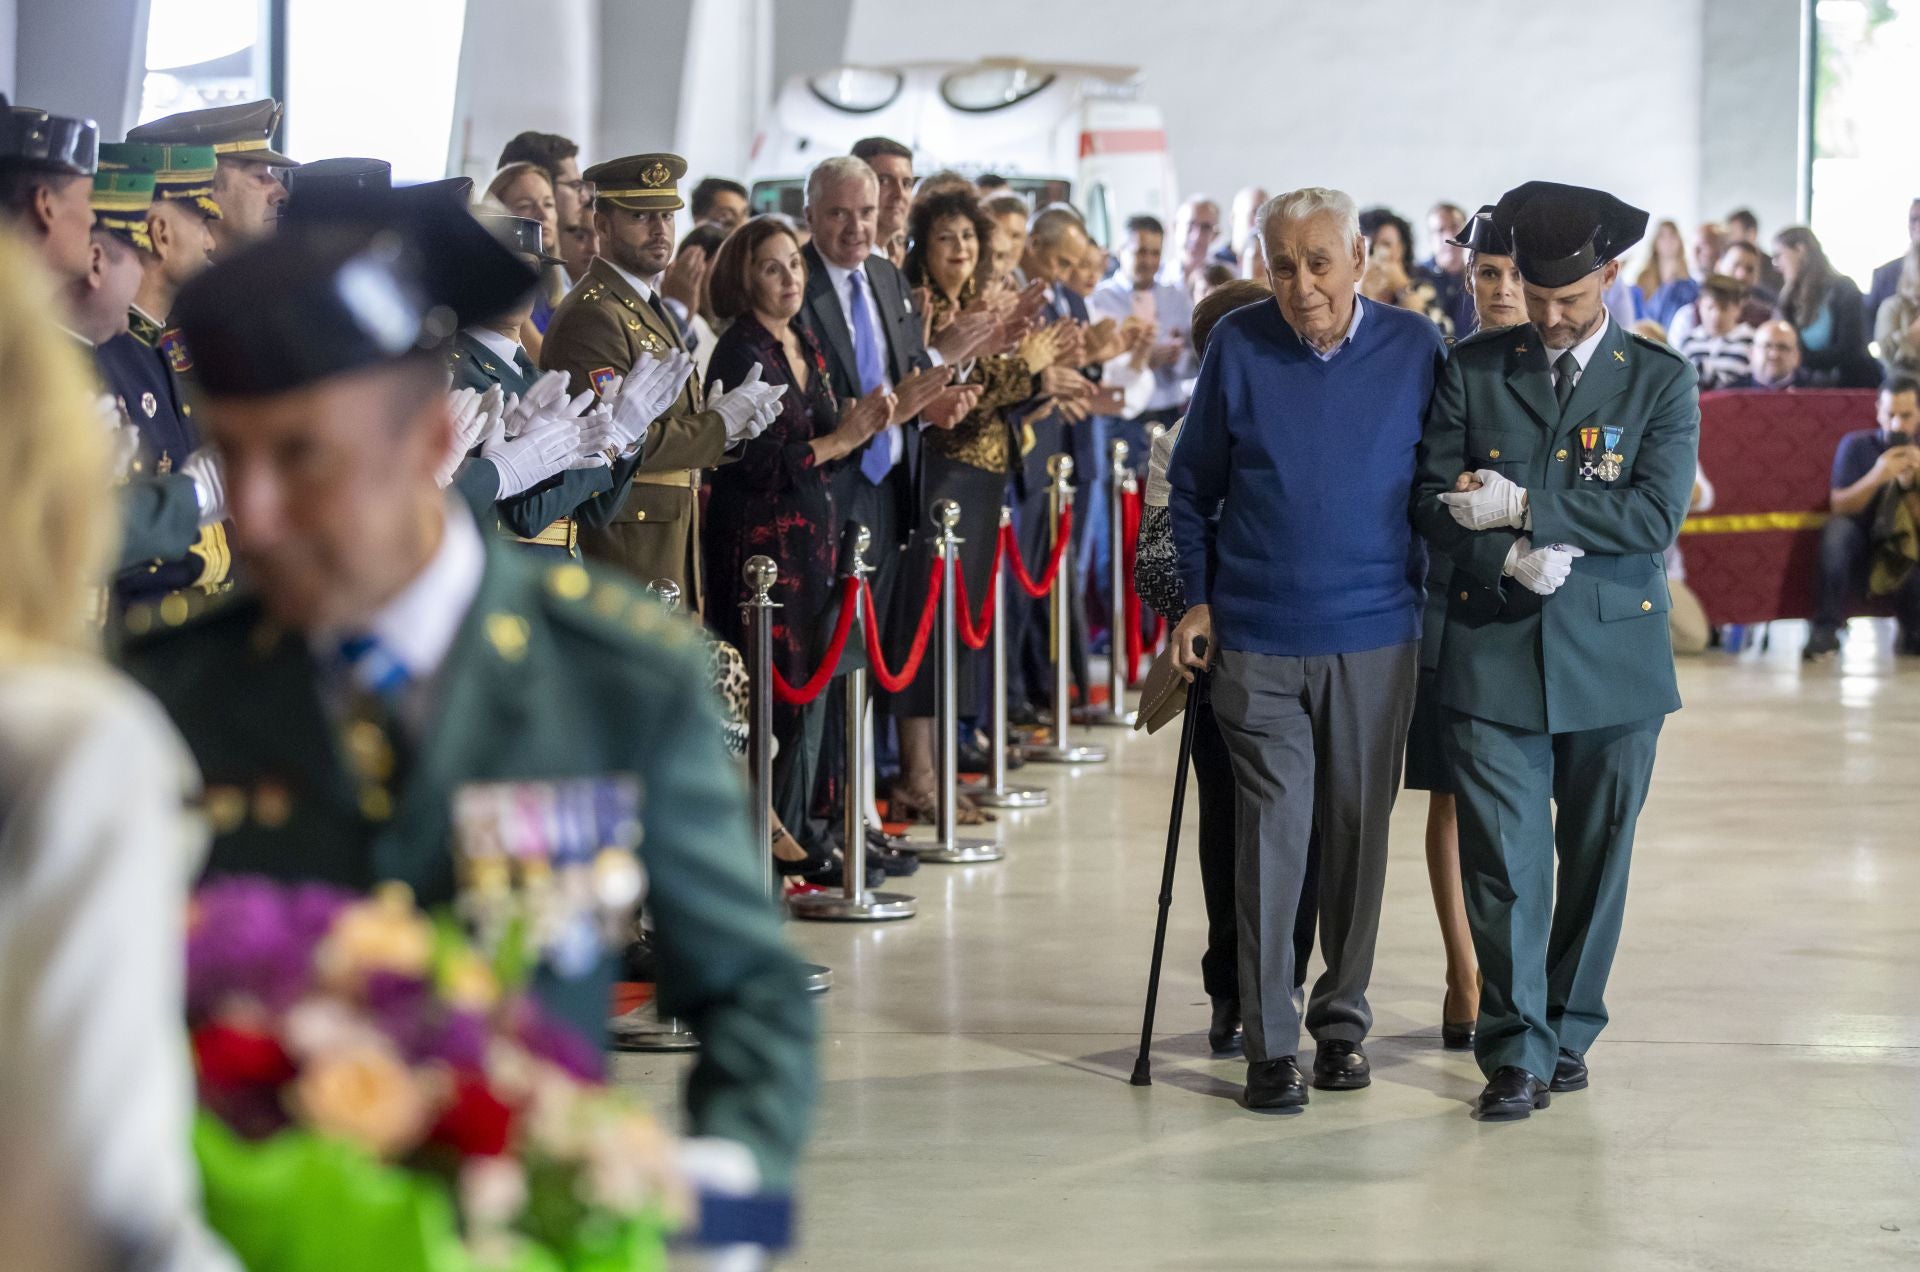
[
  {"xmin": 117, "ymin": 473, "xmax": 203, "ymax": 572},
  {"xmin": 540, "ymin": 258, "xmax": 730, "ymax": 610},
  {"xmin": 120, "ymin": 543, "xmax": 817, "ymax": 1188},
  {"xmin": 447, "ymin": 331, "xmax": 616, "ymax": 544},
  {"xmin": 1413, "ymin": 319, "xmax": 1699, "ymax": 734}
]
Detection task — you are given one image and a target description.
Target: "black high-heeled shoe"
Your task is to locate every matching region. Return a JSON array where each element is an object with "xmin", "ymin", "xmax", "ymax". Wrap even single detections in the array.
[{"xmin": 1442, "ymin": 984, "xmax": 1477, "ymax": 1050}]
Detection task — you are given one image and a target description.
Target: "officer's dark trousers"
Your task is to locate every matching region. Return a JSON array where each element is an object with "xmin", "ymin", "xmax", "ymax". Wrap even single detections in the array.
[
  {"xmin": 1210, "ymin": 642, "xmax": 1415, "ymax": 1063},
  {"xmin": 1442, "ymin": 710, "xmax": 1663, "ymax": 1081},
  {"xmin": 1814, "ymin": 514, "xmax": 1920, "ymax": 634}
]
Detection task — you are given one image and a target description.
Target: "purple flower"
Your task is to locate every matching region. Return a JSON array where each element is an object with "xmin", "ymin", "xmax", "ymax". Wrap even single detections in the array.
[
  {"xmin": 510, "ymin": 998, "xmax": 604, "ymax": 1083},
  {"xmin": 187, "ymin": 876, "xmax": 352, "ymax": 1020}
]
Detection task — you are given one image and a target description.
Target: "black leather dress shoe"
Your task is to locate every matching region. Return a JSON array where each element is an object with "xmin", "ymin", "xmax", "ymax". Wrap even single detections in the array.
[
  {"xmin": 1208, "ymin": 999, "xmax": 1242, "ymax": 1055},
  {"xmin": 1311, "ymin": 1039, "xmax": 1371, "ymax": 1090},
  {"xmin": 1550, "ymin": 1048, "xmax": 1589, "ymax": 1093},
  {"xmin": 1243, "ymin": 1057, "xmax": 1308, "ymax": 1113},
  {"xmin": 1474, "ymin": 1066, "xmax": 1550, "ymax": 1120}
]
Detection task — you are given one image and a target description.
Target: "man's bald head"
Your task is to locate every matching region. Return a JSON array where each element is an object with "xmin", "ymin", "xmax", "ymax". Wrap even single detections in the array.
[
  {"xmin": 1023, "ymin": 204, "xmax": 1089, "ymax": 287},
  {"xmin": 1750, "ymin": 319, "xmax": 1801, "ymax": 387}
]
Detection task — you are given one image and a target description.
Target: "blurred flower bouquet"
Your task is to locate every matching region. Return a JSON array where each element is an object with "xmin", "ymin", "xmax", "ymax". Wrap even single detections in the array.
[{"xmin": 186, "ymin": 877, "xmax": 687, "ymax": 1272}]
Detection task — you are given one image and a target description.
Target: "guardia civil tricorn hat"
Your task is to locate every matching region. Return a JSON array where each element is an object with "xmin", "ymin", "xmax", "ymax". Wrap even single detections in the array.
[
  {"xmin": 1447, "ymin": 204, "xmax": 1511, "ymax": 257},
  {"xmin": 1492, "ymin": 181, "xmax": 1648, "ymax": 289}
]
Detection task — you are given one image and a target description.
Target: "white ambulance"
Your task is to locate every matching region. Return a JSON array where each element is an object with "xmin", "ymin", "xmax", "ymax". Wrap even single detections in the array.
[{"xmin": 745, "ymin": 58, "xmax": 1179, "ymax": 246}]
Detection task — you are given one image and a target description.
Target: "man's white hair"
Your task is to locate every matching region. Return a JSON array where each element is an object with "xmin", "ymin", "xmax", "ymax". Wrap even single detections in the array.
[
  {"xmin": 806, "ymin": 156, "xmax": 878, "ymax": 209},
  {"xmin": 1258, "ymin": 187, "xmax": 1361, "ymax": 251}
]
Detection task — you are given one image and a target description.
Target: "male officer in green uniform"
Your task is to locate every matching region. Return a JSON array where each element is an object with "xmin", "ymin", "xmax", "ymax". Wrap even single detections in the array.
[
  {"xmin": 128, "ymin": 98, "xmax": 299, "ymax": 251},
  {"xmin": 94, "ymin": 142, "xmax": 231, "ymax": 605},
  {"xmin": 121, "ymin": 195, "xmax": 816, "ymax": 1191},
  {"xmin": 540, "ymin": 152, "xmax": 783, "ymax": 612},
  {"xmin": 1414, "ymin": 182, "xmax": 1698, "ymax": 1121}
]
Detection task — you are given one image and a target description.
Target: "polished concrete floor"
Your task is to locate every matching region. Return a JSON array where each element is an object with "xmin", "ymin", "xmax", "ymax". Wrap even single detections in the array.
[{"xmin": 616, "ymin": 622, "xmax": 1920, "ymax": 1270}]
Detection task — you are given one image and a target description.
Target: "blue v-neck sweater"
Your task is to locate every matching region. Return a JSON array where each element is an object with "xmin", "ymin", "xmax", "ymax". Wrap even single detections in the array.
[{"xmin": 1167, "ymin": 297, "xmax": 1447, "ymax": 657}]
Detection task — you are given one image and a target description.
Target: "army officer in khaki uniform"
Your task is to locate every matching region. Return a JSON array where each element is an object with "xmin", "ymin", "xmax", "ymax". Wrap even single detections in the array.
[
  {"xmin": 539, "ymin": 152, "xmax": 782, "ymax": 612},
  {"xmin": 1416, "ymin": 182, "xmax": 1698, "ymax": 1122},
  {"xmin": 123, "ymin": 190, "xmax": 816, "ymax": 1192}
]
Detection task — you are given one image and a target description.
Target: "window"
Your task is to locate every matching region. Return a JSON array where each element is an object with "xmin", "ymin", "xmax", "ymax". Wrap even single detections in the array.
[
  {"xmin": 806, "ymin": 68, "xmax": 903, "ymax": 115},
  {"xmin": 137, "ymin": 0, "xmax": 272, "ymax": 126},
  {"xmin": 940, "ymin": 65, "xmax": 1056, "ymax": 114},
  {"xmin": 1085, "ymin": 182, "xmax": 1111, "ymax": 248},
  {"xmin": 751, "ymin": 180, "xmax": 805, "ymax": 218},
  {"xmin": 282, "ymin": 0, "xmax": 467, "ymax": 183},
  {"xmin": 1808, "ymin": 0, "xmax": 1920, "ymax": 285}
]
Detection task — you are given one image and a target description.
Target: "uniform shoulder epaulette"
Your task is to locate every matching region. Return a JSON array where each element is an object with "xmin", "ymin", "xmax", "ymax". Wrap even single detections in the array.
[
  {"xmin": 127, "ymin": 308, "xmax": 164, "ymax": 347},
  {"xmin": 118, "ymin": 586, "xmax": 255, "ymax": 650},
  {"xmin": 537, "ymin": 561, "xmax": 703, "ymax": 660},
  {"xmin": 1628, "ymin": 329, "xmax": 1691, "ymax": 365}
]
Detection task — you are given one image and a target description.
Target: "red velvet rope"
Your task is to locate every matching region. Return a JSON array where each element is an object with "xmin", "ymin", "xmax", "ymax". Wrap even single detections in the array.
[
  {"xmin": 951, "ymin": 556, "xmax": 997, "ymax": 651},
  {"xmin": 1002, "ymin": 506, "xmax": 1074, "ymax": 599},
  {"xmin": 862, "ymin": 564, "xmax": 942, "ymax": 693},
  {"xmin": 771, "ymin": 576, "xmax": 862, "ymax": 706}
]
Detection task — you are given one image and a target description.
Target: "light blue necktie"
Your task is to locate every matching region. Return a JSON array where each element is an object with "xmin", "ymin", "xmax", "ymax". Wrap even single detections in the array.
[
  {"xmin": 336, "ymin": 633, "xmax": 412, "ymax": 702},
  {"xmin": 849, "ymin": 270, "xmax": 894, "ymax": 485}
]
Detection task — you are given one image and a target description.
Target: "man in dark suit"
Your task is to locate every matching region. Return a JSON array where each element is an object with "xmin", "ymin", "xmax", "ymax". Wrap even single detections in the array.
[{"xmin": 1863, "ymin": 197, "xmax": 1920, "ymax": 329}]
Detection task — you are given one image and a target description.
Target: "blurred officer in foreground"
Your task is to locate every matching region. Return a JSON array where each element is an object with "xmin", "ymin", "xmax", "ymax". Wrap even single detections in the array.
[
  {"xmin": 1416, "ymin": 181, "xmax": 1698, "ymax": 1120},
  {"xmin": 129, "ymin": 98, "xmax": 299, "ymax": 251},
  {"xmin": 121, "ymin": 195, "xmax": 816, "ymax": 1191}
]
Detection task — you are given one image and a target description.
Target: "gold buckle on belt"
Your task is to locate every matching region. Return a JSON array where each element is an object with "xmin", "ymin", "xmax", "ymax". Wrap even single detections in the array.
[
  {"xmin": 630, "ymin": 468, "xmax": 700, "ymax": 490},
  {"xmin": 515, "ymin": 516, "xmax": 579, "ymax": 553}
]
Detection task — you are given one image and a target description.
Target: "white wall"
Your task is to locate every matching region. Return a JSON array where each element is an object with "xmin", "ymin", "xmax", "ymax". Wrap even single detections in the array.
[
  {"xmin": 843, "ymin": 0, "xmax": 1803, "ymax": 256},
  {"xmin": 447, "ymin": 0, "xmax": 600, "ymax": 182}
]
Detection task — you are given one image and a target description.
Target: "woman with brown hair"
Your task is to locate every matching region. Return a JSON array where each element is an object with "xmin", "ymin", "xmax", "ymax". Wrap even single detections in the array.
[
  {"xmin": 1631, "ymin": 218, "xmax": 1699, "ymax": 329},
  {"xmin": 1772, "ymin": 225, "xmax": 1879, "ymax": 388},
  {"xmin": 702, "ymin": 214, "xmax": 897, "ymax": 881},
  {"xmin": 888, "ymin": 186, "xmax": 1060, "ymax": 823},
  {"xmin": 0, "ymin": 232, "xmax": 234, "ymax": 1267},
  {"xmin": 486, "ymin": 162, "xmax": 566, "ymax": 343}
]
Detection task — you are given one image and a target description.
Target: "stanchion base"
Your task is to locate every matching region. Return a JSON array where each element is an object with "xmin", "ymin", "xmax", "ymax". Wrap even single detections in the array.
[
  {"xmin": 1079, "ymin": 708, "xmax": 1138, "ymax": 729},
  {"xmin": 788, "ymin": 890, "xmax": 917, "ymax": 922},
  {"xmin": 907, "ymin": 837, "xmax": 1006, "ymax": 864},
  {"xmin": 802, "ymin": 962, "xmax": 833, "ymax": 994},
  {"xmin": 1025, "ymin": 742, "xmax": 1110, "ymax": 764},
  {"xmin": 608, "ymin": 1004, "xmax": 700, "ymax": 1052},
  {"xmin": 968, "ymin": 783, "xmax": 1051, "ymax": 808}
]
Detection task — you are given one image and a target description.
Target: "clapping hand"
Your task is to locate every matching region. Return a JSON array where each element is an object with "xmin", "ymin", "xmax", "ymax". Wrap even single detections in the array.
[
  {"xmin": 1081, "ymin": 317, "xmax": 1126, "ymax": 365},
  {"xmin": 710, "ymin": 363, "xmax": 789, "ymax": 444},
  {"xmin": 178, "ymin": 447, "xmax": 227, "ymax": 525},
  {"xmin": 835, "ymin": 386, "xmax": 897, "ymax": 450},
  {"xmin": 659, "ymin": 247, "xmax": 708, "ymax": 315},
  {"xmin": 599, "ymin": 350, "xmax": 696, "ymax": 452},
  {"xmin": 1050, "ymin": 319, "xmax": 1087, "ymax": 370},
  {"xmin": 923, "ymin": 382, "xmax": 983, "ymax": 429},
  {"xmin": 931, "ymin": 307, "xmax": 997, "ymax": 363},
  {"xmin": 485, "ymin": 376, "xmax": 598, "ymax": 496},
  {"xmin": 889, "ymin": 364, "xmax": 954, "ymax": 425}
]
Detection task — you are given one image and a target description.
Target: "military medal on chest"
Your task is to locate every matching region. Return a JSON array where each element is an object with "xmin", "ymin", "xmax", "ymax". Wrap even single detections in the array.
[
  {"xmin": 1579, "ymin": 427, "xmax": 1600, "ymax": 480},
  {"xmin": 451, "ymin": 774, "xmax": 647, "ymax": 981},
  {"xmin": 1597, "ymin": 425, "xmax": 1624, "ymax": 482}
]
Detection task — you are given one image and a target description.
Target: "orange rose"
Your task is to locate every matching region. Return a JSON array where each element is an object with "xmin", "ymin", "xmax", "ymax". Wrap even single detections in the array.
[
  {"xmin": 289, "ymin": 1040, "xmax": 431, "ymax": 1160},
  {"xmin": 316, "ymin": 883, "xmax": 433, "ymax": 989}
]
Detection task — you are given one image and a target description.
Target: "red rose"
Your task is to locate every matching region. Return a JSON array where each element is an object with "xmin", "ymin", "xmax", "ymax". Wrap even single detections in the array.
[
  {"xmin": 429, "ymin": 1073, "xmax": 515, "ymax": 1157},
  {"xmin": 193, "ymin": 1023, "xmax": 296, "ymax": 1089}
]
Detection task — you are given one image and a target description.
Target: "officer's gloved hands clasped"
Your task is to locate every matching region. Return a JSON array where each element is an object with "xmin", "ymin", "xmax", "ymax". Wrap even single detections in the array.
[
  {"xmin": 710, "ymin": 363, "xmax": 789, "ymax": 444},
  {"xmin": 1440, "ymin": 467, "xmax": 1529, "ymax": 530},
  {"xmin": 599, "ymin": 349, "xmax": 696, "ymax": 453},
  {"xmin": 178, "ymin": 447, "xmax": 227, "ymax": 526},
  {"xmin": 486, "ymin": 370, "xmax": 598, "ymax": 496},
  {"xmin": 1503, "ymin": 536, "xmax": 1585, "ymax": 595}
]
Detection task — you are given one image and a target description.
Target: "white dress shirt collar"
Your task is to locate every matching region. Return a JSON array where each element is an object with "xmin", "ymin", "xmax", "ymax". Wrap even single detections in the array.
[
  {"xmin": 603, "ymin": 258, "xmax": 657, "ymax": 303},
  {"xmin": 464, "ymin": 326, "xmax": 523, "ymax": 367}
]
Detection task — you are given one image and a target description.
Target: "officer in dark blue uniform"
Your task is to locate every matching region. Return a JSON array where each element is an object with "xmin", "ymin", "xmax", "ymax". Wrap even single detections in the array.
[{"xmin": 94, "ymin": 142, "xmax": 231, "ymax": 606}]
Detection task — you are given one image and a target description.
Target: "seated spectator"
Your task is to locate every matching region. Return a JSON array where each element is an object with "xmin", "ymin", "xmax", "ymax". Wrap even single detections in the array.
[
  {"xmin": 1863, "ymin": 196, "xmax": 1920, "ymax": 328},
  {"xmin": 691, "ymin": 176, "xmax": 749, "ymax": 233},
  {"xmin": 983, "ymin": 192, "xmax": 1030, "ymax": 284},
  {"xmin": 1805, "ymin": 375, "xmax": 1920, "ymax": 660},
  {"xmin": 1358, "ymin": 205, "xmax": 1452, "ymax": 336},
  {"xmin": 1678, "ymin": 274, "xmax": 1757, "ymax": 389},
  {"xmin": 1689, "ymin": 221, "xmax": 1725, "ymax": 281},
  {"xmin": 1631, "ymin": 218, "xmax": 1699, "ymax": 328},
  {"xmin": 1670, "ymin": 241, "xmax": 1774, "ymax": 344},
  {"xmin": 1726, "ymin": 319, "xmax": 1809, "ymax": 389},
  {"xmin": 1871, "ymin": 241, "xmax": 1920, "ymax": 381},
  {"xmin": 1773, "ymin": 225, "xmax": 1880, "ymax": 387},
  {"xmin": 1725, "ymin": 205, "xmax": 1785, "ymax": 296}
]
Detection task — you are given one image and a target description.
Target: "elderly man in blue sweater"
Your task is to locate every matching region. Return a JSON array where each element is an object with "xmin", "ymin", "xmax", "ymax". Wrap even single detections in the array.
[{"xmin": 1168, "ymin": 186, "xmax": 1446, "ymax": 1113}]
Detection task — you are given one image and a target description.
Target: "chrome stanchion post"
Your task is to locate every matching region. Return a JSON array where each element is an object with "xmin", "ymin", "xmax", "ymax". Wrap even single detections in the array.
[
  {"xmin": 1088, "ymin": 437, "xmax": 1136, "ymax": 728},
  {"xmin": 910, "ymin": 500, "xmax": 1004, "ymax": 864},
  {"xmin": 740, "ymin": 558, "xmax": 832, "ymax": 993},
  {"xmin": 970, "ymin": 505, "xmax": 1049, "ymax": 809},
  {"xmin": 1027, "ymin": 455, "xmax": 1108, "ymax": 764},
  {"xmin": 613, "ymin": 577, "xmax": 701, "ymax": 1051},
  {"xmin": 790, "ymin": 526, "xmax": 915, "ymax": 922}
]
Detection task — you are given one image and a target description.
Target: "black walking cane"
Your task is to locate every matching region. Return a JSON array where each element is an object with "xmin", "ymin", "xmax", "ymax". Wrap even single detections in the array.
[{"xmin": 1129, "ymin": 637, "xmax": 1207, "ymax": 1088}]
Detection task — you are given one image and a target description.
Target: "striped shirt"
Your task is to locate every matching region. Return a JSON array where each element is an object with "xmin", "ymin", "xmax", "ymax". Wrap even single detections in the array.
[{"xmin": 1680, "ymin": 322, "xmax": 1756, "ymax": 390}]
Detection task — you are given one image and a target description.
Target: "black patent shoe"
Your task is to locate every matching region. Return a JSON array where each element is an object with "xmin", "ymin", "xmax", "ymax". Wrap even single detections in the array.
[
  {"xmin": 1311, "ymin": 1039, "xmax": 1371, "ymax": 1090},
  {"xmin": 1550, "ymin": 1048, "xmax": 1589, "ymax": 1093},
  {"xmin": 1208, "ymin": 999, "xmax": 1243, "ymax": 1056},
  {"xmin": 1243, "ymin": 1057, "xmax": 1308, "ymax": 1113},
  {"xmin": 1473, "ymin": 1066, "xmax": 1550, "ymax": 1121},
  {"xmin": 1442, "ymin": 1019, "xmax": 1477, "ymax": 1050}
]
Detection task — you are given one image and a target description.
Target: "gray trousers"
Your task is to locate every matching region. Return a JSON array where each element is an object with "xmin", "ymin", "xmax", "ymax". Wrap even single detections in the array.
[{"xmin": 1211, "ymin": 642, "xmax": 1417, "ymax": 1063}]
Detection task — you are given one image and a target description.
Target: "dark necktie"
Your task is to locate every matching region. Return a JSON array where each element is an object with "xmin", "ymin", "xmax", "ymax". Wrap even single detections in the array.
[
  {"xmin": 1554, "ymin": 351, "xmax": 1580, "ymax": 415},
  {"xmin": 511, "ymin": 346, "xmax": 535, "ymax": 379},
  {"xmin": 645, "ymin": 291, "xmax": 685, "ymax": 350}
]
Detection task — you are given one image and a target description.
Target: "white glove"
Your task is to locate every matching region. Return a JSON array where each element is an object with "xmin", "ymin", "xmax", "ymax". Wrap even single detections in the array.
[
  {"xmin": 436, "ymin": 388, "xmax": 487, "ymax": 488},
  {"xmin": 484, "ymin": 412, "xmax": 586, "ymax": 496},
  {"xmin": 602, "ymin": 350, "xmax": 695, "ymax": 451},
  {"xmin": 710, "ymin": 363, "xmax": 789, "ymax": 445},
  {"xmin": 1440, "ymin": 468, "xmax": 1529, "ymax": 531},
  {"xmin": 1503, "ymin": 536, "xmax": 1584, "ymax": 596},
  {"xmin": 504, "ymin": 369, "xmax": 573, "ymax": 436},
  {"xmin": 177, "ymin": 447, "xmax": 226, "ymax": 525},
  {"xmin": 567, "ymin": 414, "xmax": 616, "ymax": 469},
  {"xmin": 107, "ymin": 421, "xmax": 141, "ymax": 479}
]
